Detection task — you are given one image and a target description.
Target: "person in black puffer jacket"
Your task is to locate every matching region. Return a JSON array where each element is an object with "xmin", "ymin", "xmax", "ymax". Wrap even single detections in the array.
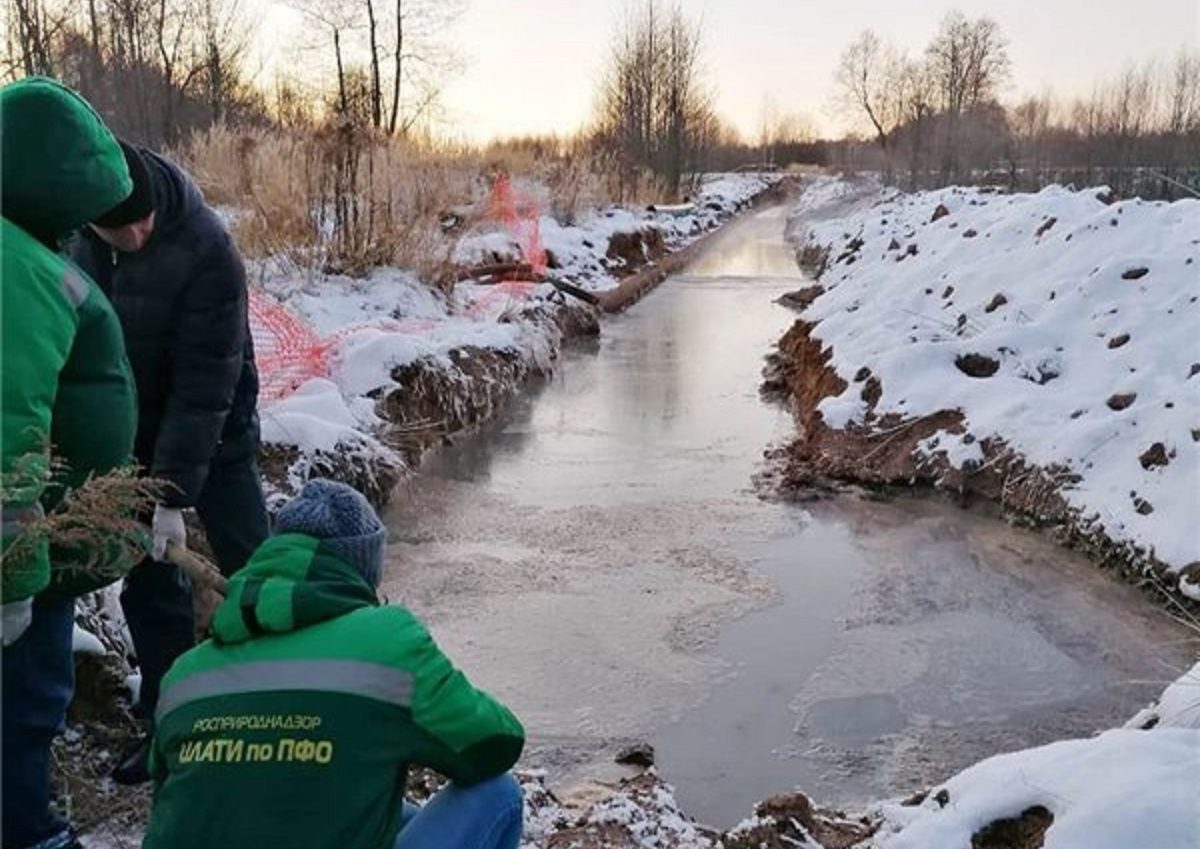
[{"xmin": 69, "ymin": 141, "xmax": 269, "ymax": 782}]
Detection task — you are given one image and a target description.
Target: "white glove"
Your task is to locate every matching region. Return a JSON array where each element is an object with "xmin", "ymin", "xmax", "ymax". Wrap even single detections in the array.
[
  {"xmin": 152, "ymin": 505, "xmax": 187, "ymax": 562},
  {"xmin": 1, "ymin": 598, "xmax": 34, "ymax": 647}
]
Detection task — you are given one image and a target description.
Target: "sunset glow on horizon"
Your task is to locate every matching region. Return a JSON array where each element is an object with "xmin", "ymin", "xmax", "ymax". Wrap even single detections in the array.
[{"xmin": 253, "ymin": 0, "xmax": 1199, "ymax": 142}]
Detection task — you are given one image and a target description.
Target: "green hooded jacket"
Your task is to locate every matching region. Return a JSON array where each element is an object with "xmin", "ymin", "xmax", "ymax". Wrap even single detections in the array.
[
  {"xmin": 1, "ymin": 77, "xmax": 138, "ymax": 602},
  {"xmin": 144, "ymin": 534, "xmax": 526, "ymax": 849}
]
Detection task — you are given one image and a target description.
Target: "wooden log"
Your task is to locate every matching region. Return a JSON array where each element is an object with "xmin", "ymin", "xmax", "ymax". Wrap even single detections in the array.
[
  {"xmin": 165, "ymin": 542, "xmax": 229, "ymax": 597},
  {"xmin": 455, "ymin": 262, "xmax": 534, "ymax": 282}
]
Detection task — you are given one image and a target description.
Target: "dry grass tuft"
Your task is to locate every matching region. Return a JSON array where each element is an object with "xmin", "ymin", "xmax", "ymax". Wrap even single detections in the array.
[
  {"xmin": 178, "ymin": 124, "xmax": 480, "ymax": 279},
  {"xmin": 176, "ymin": 125, "xmax": 623, "ymax": 281}
]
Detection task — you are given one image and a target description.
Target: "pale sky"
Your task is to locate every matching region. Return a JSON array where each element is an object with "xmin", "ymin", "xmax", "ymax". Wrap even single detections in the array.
[{"xmin": 255, "ymin": 0, "xmax": 1200, "ymax": 141}]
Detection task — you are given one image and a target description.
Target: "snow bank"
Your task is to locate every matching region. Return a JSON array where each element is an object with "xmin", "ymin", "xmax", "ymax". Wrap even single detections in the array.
[
  {"xmin": 871, "ymin": 728, "xmax": 1200, "ymax": 849},
  {"xmin": 457, "ymin": 173, "xmax": 780, "ymax": 291},
  {"xmin": 1126, "ymin": 659, "xmax": 1200, "ymax": 730},
  {"xmin": 790, "ymin": 182, "xmax": 1200, "ymax": 582},
  {"xmin": 259, "ymin": 378, "xmax": 381, "ymax": 454},
  {"xmin": 250, "ymin": 259, "xmax": 564, "ymax": 495}
]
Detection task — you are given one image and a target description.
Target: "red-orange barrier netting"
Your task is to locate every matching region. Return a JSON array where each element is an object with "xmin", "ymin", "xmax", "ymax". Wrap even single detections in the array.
[
  {"xmin": 250, "ymin": 290, "xmax": 331, "ymax": 403},
  {"xmin": 253, "ymin": 173, "xmax": 548, "ymax": 402},
  {"xmin": 250, "ymin": 291, "xmax": 435, "ymax": 403},
  {"xmin": 467, "ymin": 174, "xmax": 547, "ymax": 319}
]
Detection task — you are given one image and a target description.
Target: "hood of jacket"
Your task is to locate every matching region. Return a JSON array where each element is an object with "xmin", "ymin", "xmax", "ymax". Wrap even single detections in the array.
[
  {"xmin": 141, "ymin": 149, "xmax": 205, "ymax": 238},
  {"xmin": 1, "ymin": 77, "xmax": 131, "ymax": 245},
  {"xmin": 210, "ymin": 534, "xmax": 379, "ymax": 645}
]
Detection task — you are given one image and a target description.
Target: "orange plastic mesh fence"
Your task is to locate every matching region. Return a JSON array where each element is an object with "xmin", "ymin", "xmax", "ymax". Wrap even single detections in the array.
[{"xmin": 253, "ymin": 174, "xmax": 547, "ymax": 401}]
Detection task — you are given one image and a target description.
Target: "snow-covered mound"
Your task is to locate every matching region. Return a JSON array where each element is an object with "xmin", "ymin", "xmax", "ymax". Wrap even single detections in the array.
[
  {"xmin": 1126, "ymin": 659, "xmax": 1200, "ymax": 730},
  {"xmin": 791, "ymin": 183, "xmax": 1200, "ymax": 584},
  {"xmin": 871, "ymin": 727, "xmax": 1200, "ymax": 849}
]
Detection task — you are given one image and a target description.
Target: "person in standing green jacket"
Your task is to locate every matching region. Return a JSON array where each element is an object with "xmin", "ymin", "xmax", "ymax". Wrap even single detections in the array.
[
  {"xmin": 144, "ymin": 479, "xmax": 526, "ymax": 849},
  {"xmin": 1, "ymin": 77, "xmax": 139, "ymax": 849}
]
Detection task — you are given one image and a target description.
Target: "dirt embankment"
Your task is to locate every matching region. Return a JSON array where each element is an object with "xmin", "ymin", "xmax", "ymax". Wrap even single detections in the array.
[
  {"xmin": 764, "ymin": 295, "xmax": 1197, "ymax": 602},
  {"xmin": 261, "ymin": 300, "xmax": 600, "ymax": 506}
]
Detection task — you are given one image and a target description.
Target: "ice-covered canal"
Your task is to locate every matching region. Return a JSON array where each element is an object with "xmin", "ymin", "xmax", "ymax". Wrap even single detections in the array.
[{"xmin": 382, "ymin": 204, "xmax": 1192, "ymax": 827}]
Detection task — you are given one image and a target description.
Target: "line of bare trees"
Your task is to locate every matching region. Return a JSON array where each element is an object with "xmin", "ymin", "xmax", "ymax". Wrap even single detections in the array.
[
  {"xmin": 834, "ymin": 11, "xmax": 1200, "ymax": 198},
  {"xmin": 591, "ymin": 0, "xmax": 722, "ymax": 201},
  {"xmin": 3, "ymin": 0, "xmax": 261, "ymax": 146},
  {"xmin": 284, "ymin": 0, "xmax": 462, "ymax": 137},
  {"xmin": 1, "ymin": 0, "xmax": 464, "ymax": 146}
]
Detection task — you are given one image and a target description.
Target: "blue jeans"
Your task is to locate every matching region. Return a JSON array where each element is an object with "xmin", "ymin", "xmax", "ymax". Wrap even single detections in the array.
[
  {"xmin": 1, "ymin": 597, "xmax": 75, "ymax": 849},
  {"xmin": 394, "ymin": 773, "xmax": 523, "ymax": 849}
]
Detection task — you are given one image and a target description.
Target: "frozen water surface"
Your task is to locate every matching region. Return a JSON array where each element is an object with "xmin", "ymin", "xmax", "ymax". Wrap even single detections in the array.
[{"xmin": 383, "ymin": 205, "xmax": 1192, "ymax": 827}]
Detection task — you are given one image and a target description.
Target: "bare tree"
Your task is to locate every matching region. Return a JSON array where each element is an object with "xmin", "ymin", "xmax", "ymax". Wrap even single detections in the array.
[
  {"xmin": 364, "ymin": 0, "xmax": 381, "ymax": 127},
  {"xmin": 7, "ymin": 0, "xmax": 63, "ymax": 75},
  {"xmin": 1007, "ymin": 92, "xmax": 1053, "ymax": 187},
  {"xmin": 288, "ymin": 0, "xmax": 363, "ymax": 117},
  {"xmin": 197, "ymin": 0, "xmax": 250, "ymax": 124},
  {"xmin": 1165, "ymin": 51, "xmax": 1200, "ymax": 137},
  {"xmin": 3, "ymin": 0, "xmax": 259, "ymax": 145},
  {"xmin": 593, "ymin": 0, "xmax": 713, "ymax": 200},
  {"xmin": 758, "ymin": 95, "xmax": 814, "ymax": 166},
  {"xmin": 835, "ymin": 29, "xmax": 906, "ymax": 157},
  {"xmin": 386, "ymin": 0, "xmax": 462, "ymax": 137},
  {"xmin": 925, "ymin": 11, "xmax": 1009, "ymax": 115},
  {"xmin": 924, "ymin": 11, "xmax": 1010, "ymax": 180}
]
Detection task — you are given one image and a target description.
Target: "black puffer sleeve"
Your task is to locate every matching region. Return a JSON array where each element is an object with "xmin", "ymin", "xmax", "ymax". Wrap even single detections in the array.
[{"xmin": 151, "ymin": 226, "xmax": 246, "ymax": 507}]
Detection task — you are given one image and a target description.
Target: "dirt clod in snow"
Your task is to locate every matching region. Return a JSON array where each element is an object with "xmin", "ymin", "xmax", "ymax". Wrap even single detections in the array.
[
  {"xmin": 724, "ymin": 792, "xmax": 874, "ymax": 849},
  {"xmin": 963, "ymin": 228, "xmax": 978, "ymax": 238},
  {"xmin": 756, "ymin": 793, "xmax": 816, "ymax": 832},
  {"xmin": 861, "ymin": 375, "xmax": 883, "ymax": 406},
  {"xmin": 606, "ymin": 228, "xmax": 666, "ymax": 271},
  {"xmin": 970, "ymin": 805, "xmax": 1053, "ymax": 849},
  {"xmin": 1107, "ymin": 333, "xmax": 1131, "ymax": 349},
  {"xmin": 1138, "ymin": 442, "xmax": 1169, "ymax": 470},
  {"xmin": 1133, "ymin": 495, "xmax": 1155, "ymax": 515},
  {"xmin": 1121, "ymin": 266, "xmax": 1149, "ymax": 280},
  {"xmin": 615, "ymin": 742, "xmax": 657, "ymax": 768},
  {"xmin": 1106, "ymin": 392, "xmax": 1137, "ymax": 411},
  {"xmin": 777, "ymin": 285, "xmax": 825, "ymax": 312},
  {"xmin": 931, "ymin": 203, "xmax": 951, "ymax": 222},
  {"xmin": 984, "ymin": 293, "xmax": 1008, "ymax": 313},
  {"xmin": 1188, "ymin": 363, "xmax": 1200, "ymax": 378},
  {"xmin": 1034, "ymin": 217, "xmax": 1057, "ymax": 238},
  {"xmin": 956, "ymin": 353, "xmax": 1000, "ymax": 378}
]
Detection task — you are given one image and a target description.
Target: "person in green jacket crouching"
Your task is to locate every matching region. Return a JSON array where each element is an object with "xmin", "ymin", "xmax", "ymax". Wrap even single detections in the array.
[{"xmin": 143, "ymin": 479, "xmax": 525, "ymax": 849}]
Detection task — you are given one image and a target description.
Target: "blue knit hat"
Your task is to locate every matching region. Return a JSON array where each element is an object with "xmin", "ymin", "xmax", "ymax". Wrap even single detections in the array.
[{"xmin": 274, "ymin": 479, "xmax": 386, "ymax": 588}]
